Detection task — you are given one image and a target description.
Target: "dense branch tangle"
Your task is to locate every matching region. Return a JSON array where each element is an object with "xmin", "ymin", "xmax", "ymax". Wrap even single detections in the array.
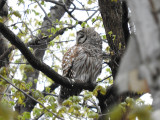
[
  {"xmin": 0, "ymin": 74, "xmax": 63, "ymax": 120},
  {"xmin": 0, "ymin": 22, "xmax": 96, "ymax": 90},
  {"xmin": 0, "ymin": 0, "xmax": 111, "ymax": 119},
  {"xmin": 0, "ymin": 9, "xmax": 99, "ymax": 63}
]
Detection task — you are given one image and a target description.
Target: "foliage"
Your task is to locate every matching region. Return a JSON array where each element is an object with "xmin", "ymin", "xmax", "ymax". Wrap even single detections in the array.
[
  {"xmin": 0, "ymin": 0, "xmax": 152, "ymax": 119},
  {"xmin": 109, "ymin": 97, "xmax": 152, "ymax": 120}
]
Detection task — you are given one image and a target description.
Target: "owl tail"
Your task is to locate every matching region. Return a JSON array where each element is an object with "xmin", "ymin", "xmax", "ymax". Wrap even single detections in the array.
[{"xmin": 58, "ymin": 86, "xmax": 82, "ymax": 105}]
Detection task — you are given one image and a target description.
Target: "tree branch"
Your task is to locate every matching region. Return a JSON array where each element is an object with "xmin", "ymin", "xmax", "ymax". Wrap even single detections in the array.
[
  {"xmin": 0, "ymin": 22, "xmax": 95, "ymax": 90},
  {"xmin": 45, "ymin": 0, "xmax": 78, "ymax": 21},
  {"xmin": 0, "ymin": 74, "xmax": 63, "ymax": 120},
  {"xmin": 35, "ymin": 0, "xmax": 52, "ymax": 24},
  {"xmin": 0, "ymin": 25, "xmax": 76, "ymax": 62},
  {"xmin": 0, "ymin": 0, "xmax": 6, "ymax": 11}
]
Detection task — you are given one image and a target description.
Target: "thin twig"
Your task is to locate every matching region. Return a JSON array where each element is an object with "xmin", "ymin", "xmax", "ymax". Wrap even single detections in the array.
[
  {"xmin": 0, "ymin": 24, "xmax": 77, "ymax": 61},
  {"xmin": 0, "ymin": 75, "xmax": 63, "ymax": 120},
  {"xmin": 97, "ymin": 75, "xmax": 112, "ymax": 83},
  {"xmin": 35, "ymin": 0, "xmax": 52, "ymax": 24},
  {"xmin": 85, "ymin": 9, "xmax": 99, "ymax": 22},
  {"xmin": 69, "ymin": 7, "xmax": 97, "ymax": 11},
  {"xmin": 45, "ymin": 0, "xmax": 78, "ymax": 21}
]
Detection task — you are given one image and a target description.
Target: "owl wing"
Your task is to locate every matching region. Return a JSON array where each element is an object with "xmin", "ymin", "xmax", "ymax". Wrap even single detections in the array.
[
  {"xmin": 71, "ymin": 45, "xmax": 102, "ymax": 84},
  {"xmin": 62, "ymin": 45, "xmax": 82, "ymax": 78},
  {"xmin": 59, "ymin": 45, "xmax": 83, "ymax": 104},
  {"xmin": 59, "ymin": 45, "xmax": 102, "ymax": 104},
  {"xmin": 62, "ymin": 45, "xmax": 102, "ymax": 83}
]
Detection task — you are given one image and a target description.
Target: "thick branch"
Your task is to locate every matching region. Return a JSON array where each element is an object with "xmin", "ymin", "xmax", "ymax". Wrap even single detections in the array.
[
  {"xmin": 0, "ymin": 25, "xmax": 76, "ymax": 62},
  {"xmin": 0, "ymin": 22, "xmax": 95, "ymax": 90},
  {"xmin": 0, "ymin": 0, "xmax": 6, "ymax": 11}
]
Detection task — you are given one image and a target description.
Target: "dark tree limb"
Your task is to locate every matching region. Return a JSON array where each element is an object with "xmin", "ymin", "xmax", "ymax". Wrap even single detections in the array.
[
  {"xmin": 99, "ymin": 0, "xmax": 127, "ymax": 79},
  {"xmin": 0, "ymin": 0, "xmax": 6, "ymax": 11},
  {"xmin": 0, "ymin": 0, "xmax": 8, "ymax": 16},
  {"xmin": 97, "ymin": 1, "xmax": 141, "ymax": 119},
  {"xmin": 122, "ymin": 1, "xmax": 130, "ymax": 45},
  {"xmin": 0, "ymin": 25, "xmax": 76, "ymax": 65},
  {"xmin": 0, "ymin": 22, "xmax": 96, "ymax": 90},
  {"xmin": 0, "ymin": 7, "xmax": 99, "ymax": 63}
]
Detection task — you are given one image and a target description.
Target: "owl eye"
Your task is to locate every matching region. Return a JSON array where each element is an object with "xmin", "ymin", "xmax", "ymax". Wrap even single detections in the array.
[{"xmin": 77, "ymin": 31, "xmax": 87, "ymax": 44}]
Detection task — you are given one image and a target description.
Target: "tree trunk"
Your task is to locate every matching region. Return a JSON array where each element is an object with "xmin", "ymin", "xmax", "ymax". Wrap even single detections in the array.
[
  {"xmin": 99, "ymin": 0, "xmax": 129, "ymax": 79},
  {"xmin": 0, "ymin": 0, "xmax": 8, "ymax": 68},
  {"xmin": 0, "ymin": 0, "xmax": 9, "ymax": 100},
  {"xmin": 98, "ymin": 0, "xmax": 130, "ymax": 119},
  {"xmin": 15, "ymin": 0, "xmax": 74, "ymax": 114}
]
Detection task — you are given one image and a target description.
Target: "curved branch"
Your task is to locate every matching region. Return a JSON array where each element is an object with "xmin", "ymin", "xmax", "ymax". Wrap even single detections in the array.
[
  {"xmin": 35, "ymin": 0, "xmax": 52, "ymax": 24},
  {"xmin": 45, "ymin": 0, "xmax": 78, "ymax": 21},
  {"xmin": 0, "ymin": 22, "xmax": 95, "ymax": 90},
  {"xmin": 0, "ymin": 25, "xmax": 76, "ymax": 62}
]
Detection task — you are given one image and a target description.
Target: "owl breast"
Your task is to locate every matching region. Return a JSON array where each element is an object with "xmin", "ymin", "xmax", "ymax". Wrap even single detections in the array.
[{"xmin": 62, "ymin": 44, "xmax": 102, "ymax": 84}]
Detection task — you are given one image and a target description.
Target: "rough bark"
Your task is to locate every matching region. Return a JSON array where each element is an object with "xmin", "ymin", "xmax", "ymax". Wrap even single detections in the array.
[
  {"xmin": 98, "ymin": 1, "xmax": 130, "ymax": 118},
  {"xmin": 0, "ymin": 0, "xmax": 8, "ymax": 68},
  {"xmin": 99, "ymin": 0, "xmax": 128, "ymax": 79},
  {"xmin": 0, "ymin": 0, "xmax": 9, "ymax": 100}
]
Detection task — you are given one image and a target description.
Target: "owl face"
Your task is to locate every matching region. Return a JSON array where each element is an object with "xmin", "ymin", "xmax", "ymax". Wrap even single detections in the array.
[{"xmin": 76, "ymin": 28, "xmax": 102, "ymax": 48}]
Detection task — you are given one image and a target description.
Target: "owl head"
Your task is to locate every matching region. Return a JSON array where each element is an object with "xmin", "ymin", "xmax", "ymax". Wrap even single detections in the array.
[{"xmin": 76, "ymin": 27, "xmax": 102, "ymax": 49}]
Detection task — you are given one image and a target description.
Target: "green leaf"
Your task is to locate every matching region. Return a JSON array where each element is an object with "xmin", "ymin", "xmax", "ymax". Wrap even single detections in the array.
[
  {"xmin": 119, "ymin": 43, "xmax": 122, "ymax": 50},
  {"xmin": 103, "ymin": 35, "xmax": 106, "ymax": 40},
  {"xmin": 18, "ymin": 97, "xmax": 23, "ymax": 104},
  {"xmin": 125, "ymin": 97, "xmax": 134, "ymax": 106},
  {"xmin": 12, "ymin": 11, "xmax": 21, "ymax": 18},
  {"xmin": 68, "ymin": 106, "xmax": 74, "ymax": 113},
  {"xmin": 23, "ymin": 112, "xmax": 31, "ymax": 119},
  {"xmin": 72, "ymin": 104, "xmax": 81, "ymax": 110},
  {"xmin": 45, "ymin": 87, "xmax": 51, "ymax": 93},
  {"xmin": 111, "ymin": 0, "xmax": 118, "ymax": 2},
  {"xmin": 32, "ymin": 90, "xmax": 43, "ymax": 99},
  {"xmin": 72, "ymin": 96, "xmax": 81, "ymax": 103},
  {"xmin": 24, "ymin": 65, "xmax": 34, "ymax": 72},
  {"xmin": 108, "ymin": 31, "xmax": 113, "ymax": 37},
  {"xmin": 81, "ymin": 22, "xmax": 86, "ymax": 27},
  {"xmin": 112, "ymin": 35, "xmax": 116, "ymax": 41},
  {"xmin": 88, "ymin": 111, "xmax": 99, "ymax": 119},
  {"xmin": 49, "ymin": 96, "xmax": 56, "ymax": 105},
  {"xmin": 100, "ymin": 87, "xmax": 106, "ymax": 95},
  {"xmin": 109, "ymin": 105, "xmax": 124, "ymax": 120},
  {"xmin": 92, "ymin": 18, "xmax": 96, "ymax": 23},
  {"xmin": 62, "ymin": 99, "xmax": 72, "ymax": 106},
  {"xmin": 87, "ymin": 0, "xmax": 92, "ymax": 4},
  {"xmin": 84, "ymin": 94, "xmax": 92, "ymax": 100},
  {"xmin": 34, "ymin": 79, "xmax": 38, "ymax": 84},
  {"xmin": 33, "ymin": 108, "xmax": 42, "ymax": 117},
  {"xmin": 41, "ymin": 1, "xmax": 44, "ymax": 5},
  {"xmin": 58, "ymin": 106, "xmax": 67, "ymax": 114},
  {"xmin": 34, "ymin": 5, "xmax": 37, "ymax": 8}
]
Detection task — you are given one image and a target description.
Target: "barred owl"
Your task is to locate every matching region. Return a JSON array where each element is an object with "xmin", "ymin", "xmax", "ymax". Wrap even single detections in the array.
[{"xmin": 58, "ymin": 28, "xmax": 103, "ymax": 104}]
